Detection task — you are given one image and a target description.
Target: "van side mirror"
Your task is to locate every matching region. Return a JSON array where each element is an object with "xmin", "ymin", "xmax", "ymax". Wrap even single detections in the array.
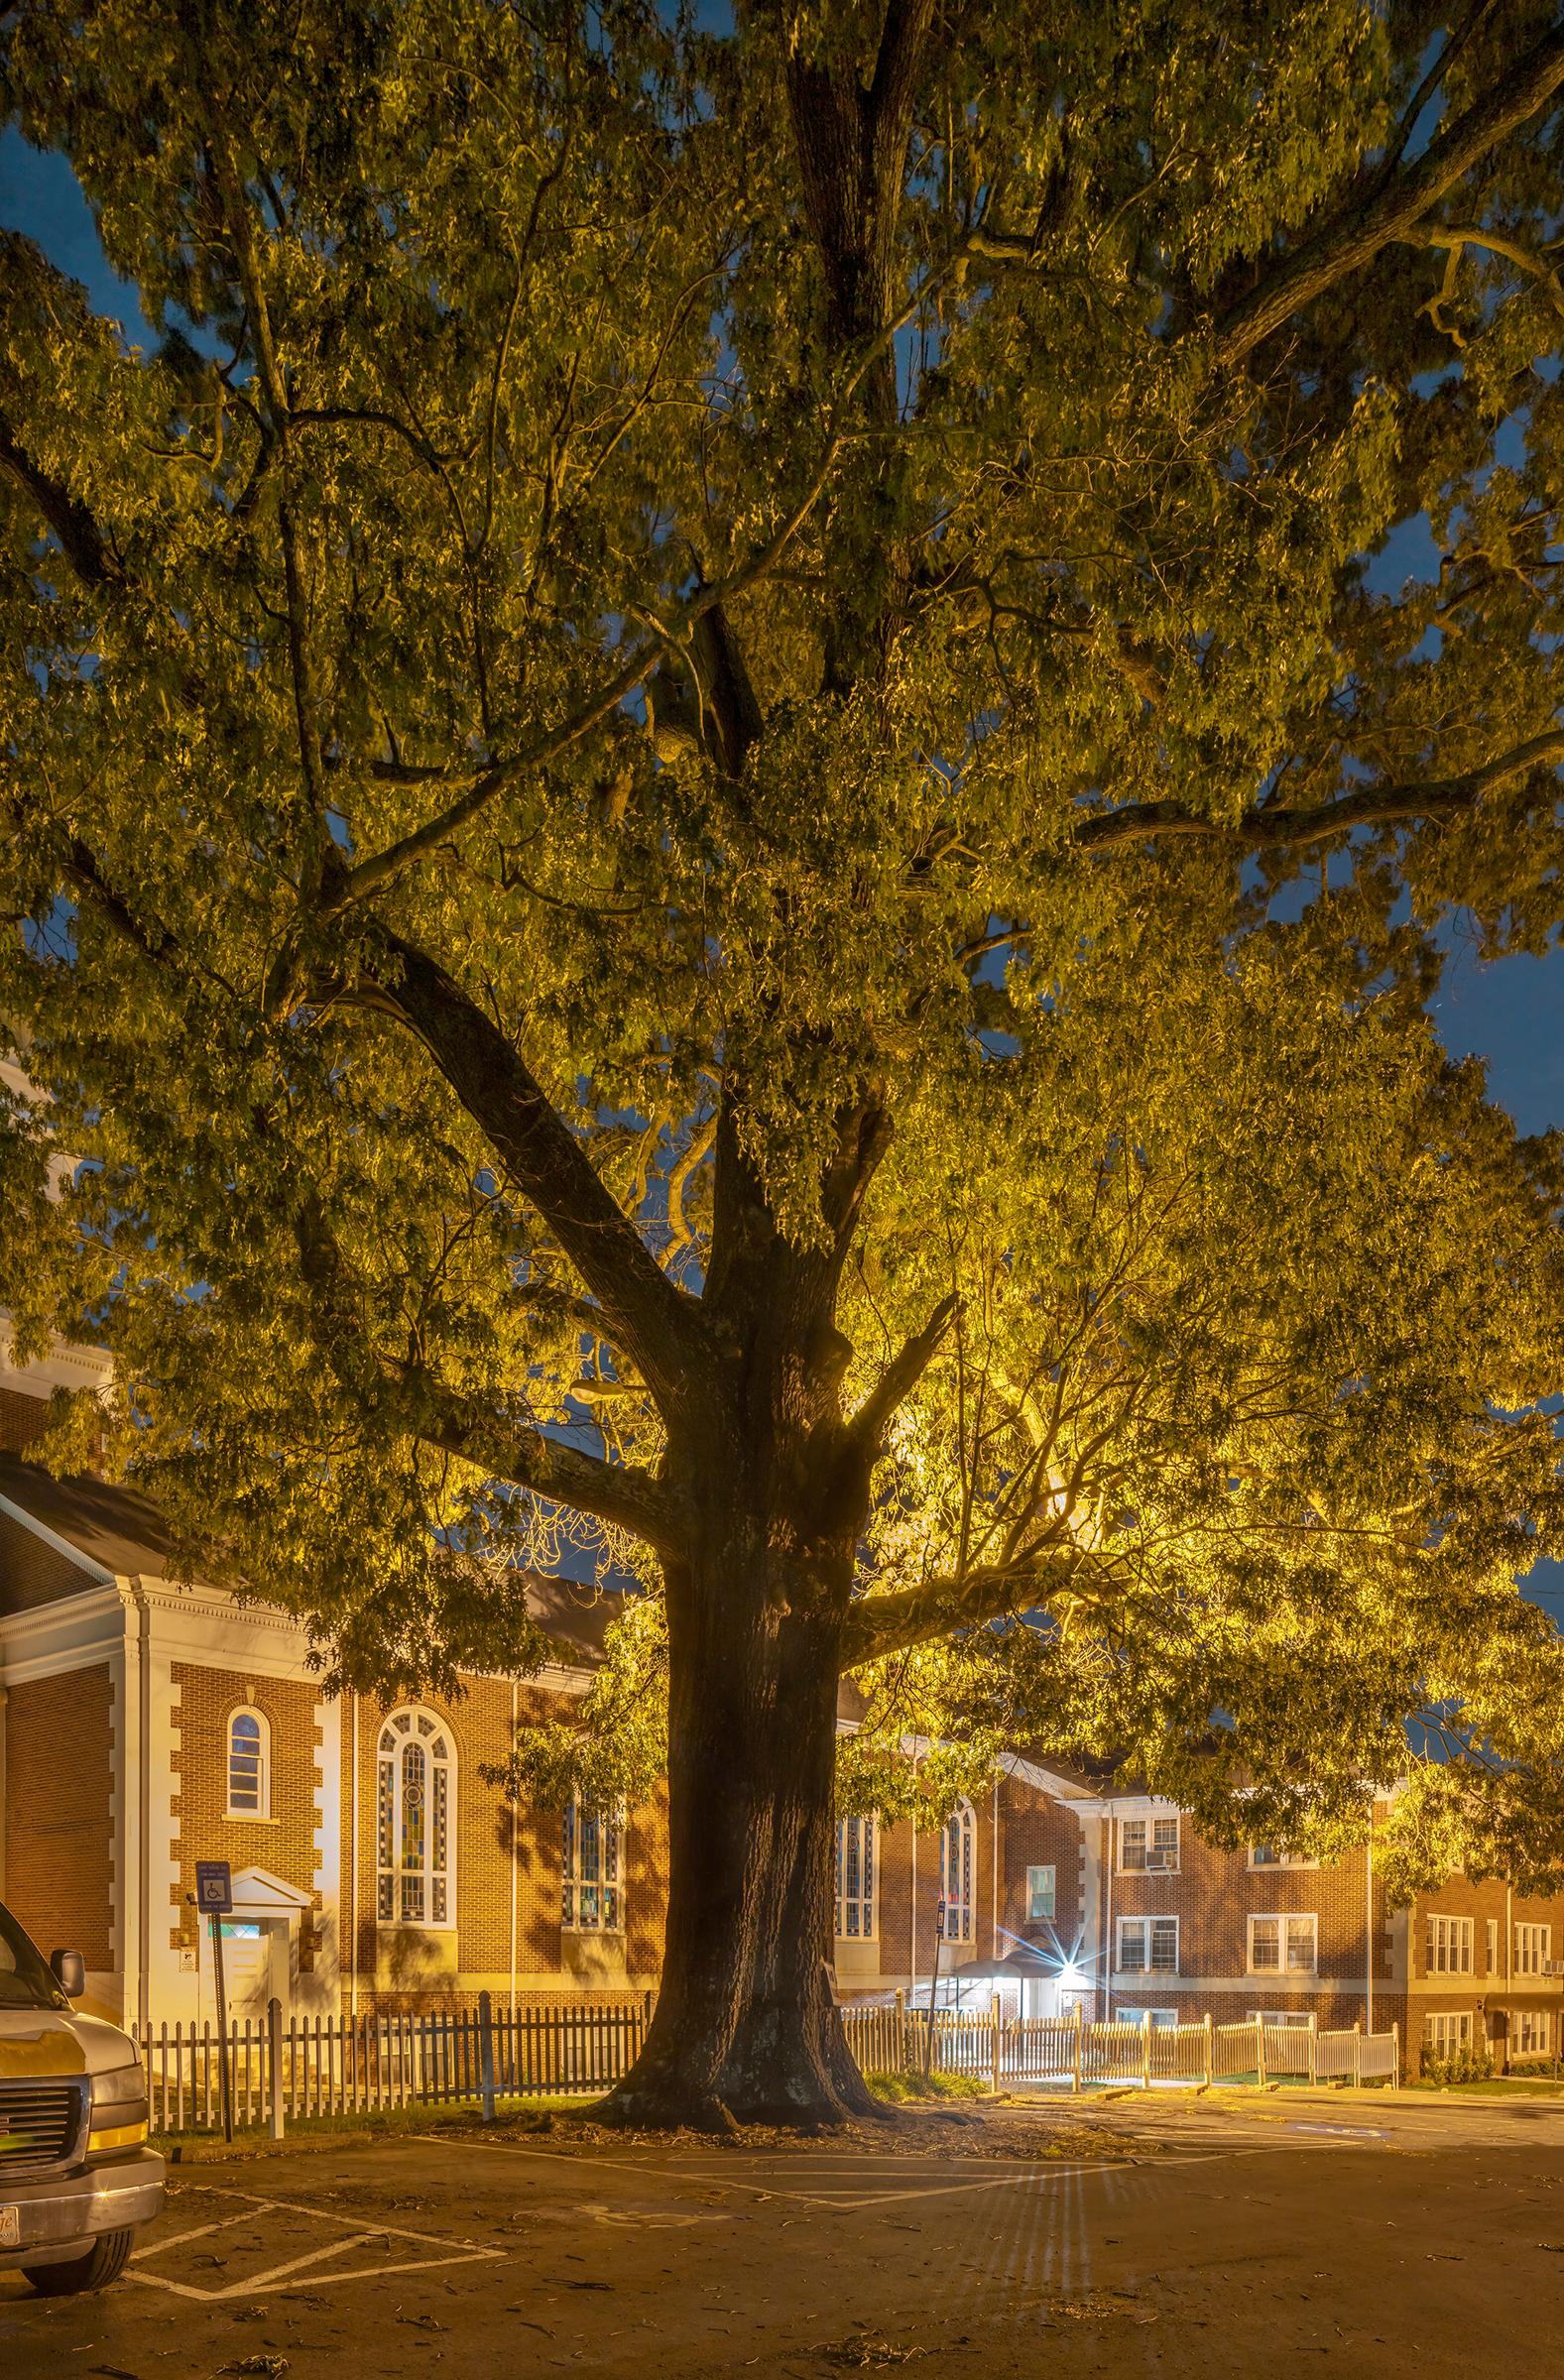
[{"xmin": 50, "ymin": 1949, "xmax": 86, "ymax": 2000}]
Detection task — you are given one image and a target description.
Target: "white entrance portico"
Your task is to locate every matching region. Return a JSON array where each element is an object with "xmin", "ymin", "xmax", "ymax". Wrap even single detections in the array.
[{"xmin": 201, "ymin": 1866, "xmax": 313, "ymax": 2021}]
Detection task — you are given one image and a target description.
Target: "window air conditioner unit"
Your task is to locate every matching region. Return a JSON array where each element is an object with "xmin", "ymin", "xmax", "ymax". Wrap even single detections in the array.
[{"xmin": 1143, "ymin": 1847, "xmax": 1176, "ymax": 1872}]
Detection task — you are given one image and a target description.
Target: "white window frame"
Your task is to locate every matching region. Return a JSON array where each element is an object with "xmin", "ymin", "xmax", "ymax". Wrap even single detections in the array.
[
  {"xmin": 1424, "ymin": 1915, "xmax": 1474, "ymax": 1976},
  {"xmin": 1248, "ymin": 2009, "xmax": 1312, "ymax": 2027},
  {"xmin": 1515, "ymin": 2008, "xmax": 1552, "ymax": 2058},
  {"xmin": 1487, "ymin": 1918, "xmax": 1500, "ymax": 1974},
  {"xmin": 562, "ymin": 1794, "xmax": 625, "ymax": 1935},
  {"xmin": 1514, "ymin": 1923, "xmax": 1552, "ymax": 1976},
  {"xmin": 376, "ymin": 1706, "xmax": 455, "ymax": 1930},
  {"xmin": 1425, "ymin": 2010, "xmax": 1473, "ymax": 2056},
  {"xmin": 940, "ymin": 1800, "xmax": 975, "ymax": 1944},
  {"xmin": 1116, "ymin": 2006, "xmax": 1178, "ymax": 2028},
  {"xmin": 1116, "ymin": 1915, "xmax": 1179, "ymax": 1974},
  {"xmin": 1119, "ymin": 1814, "xmax": 1180, "ymax": 1874},
  {"xmin": 224, "ymin": 1706, "xmax": 271, "ymax": 1820},
  {"xmin": 1025, "ymin": 1863, "xmax": 1056, "ymax": 1923},
  {"xmin": 1248, "ymin": 1912, "xmax": 1318, "ymax": 1975},
  {"xmin": 835, "ymin": 1814, "xmax": 877, "ymax": 1942},
  {"xmin": 1248, "ymin": 1844, "xmax": 1317, "ymax": 1869}
]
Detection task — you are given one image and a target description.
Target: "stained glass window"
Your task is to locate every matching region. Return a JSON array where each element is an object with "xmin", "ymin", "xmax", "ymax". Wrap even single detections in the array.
[
  {"xmin": 376, "ymin": 1708, "xmax": 454, "ymax": 1929},
  {"xmin": 562, "ymin": 1795, "xmax": 624, "ymax": 1932},
  {"xmin": 836, "ymin": 1816, "xmax": 876, "ymax": 1940},
  {"xmin": 940, "ymin": 1800, "xmax": 975, "ymax": 1943}
]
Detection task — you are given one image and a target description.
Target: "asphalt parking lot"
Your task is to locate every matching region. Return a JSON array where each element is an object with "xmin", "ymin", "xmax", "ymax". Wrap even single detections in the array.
[{"xmin": 2, "ymin": 2094, "xmax": 1562, "ymax": 2376}]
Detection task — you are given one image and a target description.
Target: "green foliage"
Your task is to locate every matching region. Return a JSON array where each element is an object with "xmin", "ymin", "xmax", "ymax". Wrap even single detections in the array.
[
  {"xmin": 493, "ymin": 1585, "xmax": 668, "ymax": 1812},
  {"xmin": 865, "ymin": 2069, "xmax": 989, "ymax": 2104},
  {"xmin": 2, "ymin": 2, "xmax": 1563, "ymax": 1886},
  {"xmin": 1419, "ymin": 2042, "xmax": 1496, "ymax": 2086}
]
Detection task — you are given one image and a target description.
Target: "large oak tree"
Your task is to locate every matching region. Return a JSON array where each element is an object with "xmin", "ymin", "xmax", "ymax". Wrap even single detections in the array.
[{"xmin": 3, "ymin": 2, "xmax": 1564, "ymax": 2123}]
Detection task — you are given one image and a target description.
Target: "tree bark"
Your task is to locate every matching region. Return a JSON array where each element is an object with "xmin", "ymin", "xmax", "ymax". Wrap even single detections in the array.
[{"xmin": 602, "ymin": 1517, "xmax": 879, "ymax": 2129}]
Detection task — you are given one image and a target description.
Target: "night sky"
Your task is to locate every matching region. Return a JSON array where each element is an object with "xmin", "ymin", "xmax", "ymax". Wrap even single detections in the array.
[{"xmin": 4, "ymin": 126, "xmax": 1562, "ymax": 1613}]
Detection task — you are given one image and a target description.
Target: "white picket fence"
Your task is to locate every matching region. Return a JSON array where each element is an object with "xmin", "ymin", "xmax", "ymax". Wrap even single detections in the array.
[
  {"xmin": 132, "ymin": 1994, "xmax": 1398, "ymax": 2135},
  {"xmin": 840, "ymin": 2002, "xmax": 1400, "ymax": 2093},
  {"xmin": 134, "ymin": 1992, "xmax": 652, "ymax": 2136}
]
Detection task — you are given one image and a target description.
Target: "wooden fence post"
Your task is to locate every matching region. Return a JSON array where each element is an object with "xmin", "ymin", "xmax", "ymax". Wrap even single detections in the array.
[
  {"xmin": 1142, "ymin": 2018, "xmax": 1152, "ymax": 2091},
  {"xmin": 895, "ymin": 1987, "xmax": 907, "ymax": 2073},
  {"xmin": 478, "ymin": 1989, "xmax": 497, "ymax": 2124},
  {"xmin": 1352, "ymin": 2018, "xmax": 1362, "ymax": 2089},
  {"xmin": 1391, "ymin": 2021, "xmax": 1399, "ymax": 2089},
  {"xmin": 267, "ymin": 1998, "xmax": 285, "ymax": 2143},
  {"xmin": 1203, "ymin": 2012, "xmax": 1213, "ymax": 2090},
  {"xmin": 1256, "ymin": 2018, "xmax": 1267, "ymax": 2089},
  {"xmin": 1072, "ymin": 2000, "xmax": 1083, "ymax": 2094},
  {"xmin": 990, "ymin": 1993, "xmax": 1003, "ymax": 2096},
  {"xmin": 1307, "ymin": 2011, "xmax": 1318, "ymax": 2087}
]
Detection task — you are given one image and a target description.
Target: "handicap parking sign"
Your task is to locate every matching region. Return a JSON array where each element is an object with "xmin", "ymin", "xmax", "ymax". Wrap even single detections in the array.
[{"xmin": 195, "ymin": 1859, "xmax": 233, "ymax": 1913}]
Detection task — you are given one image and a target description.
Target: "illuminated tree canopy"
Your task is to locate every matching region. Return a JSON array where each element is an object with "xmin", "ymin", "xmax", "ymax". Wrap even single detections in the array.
[{"xmin": 3, "ymin": 1, "xmax": 1564, "ymax": 2122}]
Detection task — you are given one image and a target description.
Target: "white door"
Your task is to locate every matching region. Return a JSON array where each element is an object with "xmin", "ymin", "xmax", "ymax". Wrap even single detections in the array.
[{"xmin": 216, "ymin": 1920, "xmax": 287, "ymax": 2014}]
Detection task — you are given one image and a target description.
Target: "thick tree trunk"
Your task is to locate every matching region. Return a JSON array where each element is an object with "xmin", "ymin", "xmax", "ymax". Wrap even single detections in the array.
[{"xmin": 601, "ymin": 1528, "xmax": 878, "ymax": 2129}]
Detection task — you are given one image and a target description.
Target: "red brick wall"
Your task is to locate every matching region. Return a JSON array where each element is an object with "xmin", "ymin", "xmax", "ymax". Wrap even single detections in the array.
[
  {"xmin": 344, "ymin": 1674, "xmax": 670, "ymax": 2008},
  {"xmin": 170, "ymin": 1664, "xmax": 320, "ymax": 1956},
  {"xmin": 3, "ymin": 1664, "xmax": 114, "ymax": 1968},
  {"xmin": 0, "ymin": 1385, "xmax": 50, "ymax": 1456},
  {"xmin": 0, "ymin": 1506, "xmax": 84, "ymax": 1613},
  {"xmin": 1108, "ymin": 1813, "xmax": 1394, "ymax": 1992},
  {"xmin": 998, "ymin": 1775, "xmax": 1084, "ymax": 1959}
]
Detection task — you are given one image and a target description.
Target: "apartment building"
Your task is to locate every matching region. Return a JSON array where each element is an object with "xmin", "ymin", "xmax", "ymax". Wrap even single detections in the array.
[{"xmin": 1082, "ymin": 1794, "xmax": 1564, "ymax": 2075}]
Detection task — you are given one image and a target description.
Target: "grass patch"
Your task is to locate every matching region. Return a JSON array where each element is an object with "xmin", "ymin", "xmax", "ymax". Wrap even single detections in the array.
[
  {"xmin": 866, "ymin": 2070, "xmax": 989, "ymax": 2105},
  {"xmin": 158, "ymin": 2093, "xmax": 599, "ymax": 2155},
  {"xmin": 1412, "ymin": 2075, "xmax": 1564, "ymax": 2099}
]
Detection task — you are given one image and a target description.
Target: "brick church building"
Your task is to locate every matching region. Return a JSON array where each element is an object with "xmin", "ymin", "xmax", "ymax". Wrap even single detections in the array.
[{"xmin": 3, "ymin": 1319, "xmax": 1563, "ymax": 2079}]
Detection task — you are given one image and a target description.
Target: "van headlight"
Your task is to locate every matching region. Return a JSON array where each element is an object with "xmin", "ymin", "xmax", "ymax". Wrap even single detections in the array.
[{"xmin": 88, "ymin": 2061, "xmax": 150, "ymax": 2157}]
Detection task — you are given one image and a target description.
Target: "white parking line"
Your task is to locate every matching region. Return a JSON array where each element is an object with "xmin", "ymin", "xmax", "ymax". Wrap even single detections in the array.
[
  {"xmin": 125, "ymin": 2189, "xmax": 504, "ymax": 2302},
  {"xmin": 414, "ymin": 2134, "xmax": 1152, "ymax": 2212},
  {"xmin": 129, "ymin": 2208, "xmax": 260, "ymax": 2260}
]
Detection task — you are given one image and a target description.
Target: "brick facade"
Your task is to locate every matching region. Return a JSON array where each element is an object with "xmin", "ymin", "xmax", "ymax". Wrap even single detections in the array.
[
  {"xmin": 0, "ymin": 1506, "xmax": 84, "ymax": 1611},
  {"xmin": 169, "ymin": 1662, "xmax": 322, "ymax": 1961},
  {"xmin": 341, "ymin": 1674, "xmax": 670, "ymax": 2011},
  {"xmin": 0, "ymin": 1384, "xmax": 50, "ymax": 1457},
  {"xmin": 2, "ymin": 1662, "xmax": 114, "ymax": 1971}
]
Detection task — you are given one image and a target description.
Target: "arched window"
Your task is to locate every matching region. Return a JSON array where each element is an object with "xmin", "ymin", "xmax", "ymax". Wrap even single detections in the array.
[
  {"xmin": 561, "ymin": 1795, "xmax": 624, "ymax": 1933},
  {"xmin": 835, "ymin": 1815, "xmax": 877, "ymax": 1941},
  {"xmin": 377, "ymin": 1708, "xmax": 454, "ymax": 1928},
  {"xmin": 940, "ymin": 1799, "xmax": 975, "ymax": 1945},
  {"xmin": 225, "ymin": 1707, "xmax": 270, "ymax": 1819}
]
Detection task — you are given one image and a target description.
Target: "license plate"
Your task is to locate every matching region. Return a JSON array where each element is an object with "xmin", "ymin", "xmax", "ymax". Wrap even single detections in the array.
[{"xmin": 0, "ymin": 2207, "xmax": 19, "ymax": 2249}]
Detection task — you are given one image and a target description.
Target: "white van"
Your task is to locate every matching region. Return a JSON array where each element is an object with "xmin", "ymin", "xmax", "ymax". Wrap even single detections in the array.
[{"xmin": 1, "ymin": 1899, "xmax": 164, "ymax": 2293}]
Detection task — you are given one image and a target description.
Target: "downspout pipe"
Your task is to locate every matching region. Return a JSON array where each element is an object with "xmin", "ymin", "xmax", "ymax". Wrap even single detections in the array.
[
  {"xmin": 349, "ymin": 1693, "xmax": 360, "ymax": 2021},
  {"xmin": 128, "ymin": 1581, "xmax": 152, "ymax": 2038}
]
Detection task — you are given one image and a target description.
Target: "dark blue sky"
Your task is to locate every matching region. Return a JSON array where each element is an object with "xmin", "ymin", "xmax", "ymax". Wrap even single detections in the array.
[{"xmin": 3, "ymin": 125, "xmax": 1562, "ymax": 1609}]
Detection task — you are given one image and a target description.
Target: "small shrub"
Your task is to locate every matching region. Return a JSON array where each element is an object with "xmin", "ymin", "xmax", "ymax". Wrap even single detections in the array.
[
  {"xmin": 867, "ymin": 2070, "xmax": 988, "ymax": 2104},
  {"xmin": 1420, "ymin": 2042, "xmax": 1495, "ymax": 2086}
]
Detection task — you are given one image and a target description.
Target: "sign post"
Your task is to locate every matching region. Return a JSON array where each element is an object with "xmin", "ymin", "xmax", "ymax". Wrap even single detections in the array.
[
  {"xmin": 923, "ymin": 1895, "xmax": 946, "ymax": 2082},
  {"xmin": 195, "ymin": 1860, "xmax": 234, "ymax": 2143}
]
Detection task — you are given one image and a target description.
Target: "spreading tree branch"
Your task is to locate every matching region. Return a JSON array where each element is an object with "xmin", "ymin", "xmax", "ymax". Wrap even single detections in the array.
[
  {"xmin": 1213, "ymin": 23, "xmax": 1564, "ymax": 365},
  {"xmin": 290, "ymin": 1184, "xmax": 684, "ymax": 1552},
  {"xmin": 842, "ymin": 1546, "xmax": 1082, "ymax": 1667},
  {"xmin": 846, "ymin": 1292, "xmax": 959, "ymax": 1459},
  {"xmin": 1073, "ymin": 729, "xmax": 1564, "ymax": 855},
  {"xmin": 385, "ymin": 1363, "xmax": 685, "ymax": 1555},
  {"xmin": 0, "ymin": 409, "xmax": 127, "ymax": 588},
  {"xmin": 364, "ymin": 929, "xmax": 710, "ymax": 1414}
]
